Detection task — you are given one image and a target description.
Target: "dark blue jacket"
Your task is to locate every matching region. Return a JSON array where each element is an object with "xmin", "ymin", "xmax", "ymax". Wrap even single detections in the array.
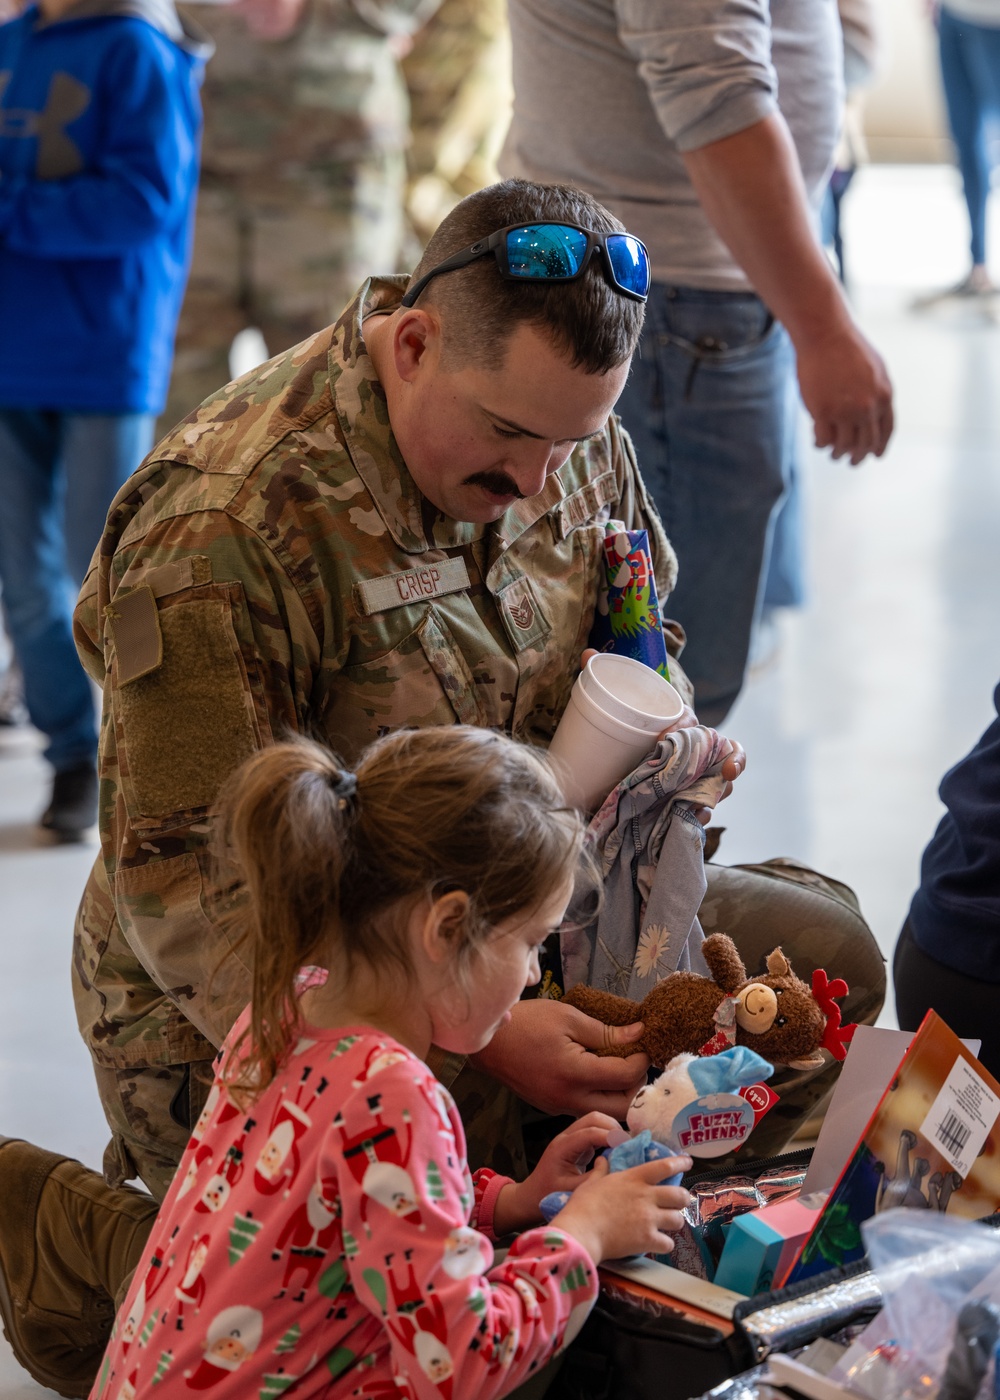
[
  {"xmin": 909, "ymin": 680, "xmax": 1000, "ymax": 980},
  {"xmin": 0, "ymin": 0, "xmax": 211, "ymax": 414}
]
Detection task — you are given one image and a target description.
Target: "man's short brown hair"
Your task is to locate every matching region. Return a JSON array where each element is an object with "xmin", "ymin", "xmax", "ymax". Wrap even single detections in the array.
[{"xmin": 407, "ymin": 179, "xmax": 645, "ymax": 374}]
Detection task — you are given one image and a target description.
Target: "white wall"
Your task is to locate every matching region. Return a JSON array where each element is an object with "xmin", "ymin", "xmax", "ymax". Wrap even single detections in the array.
[{"xmin": 864, "ymin": 0, "xmax": 952, "ymax": 161}]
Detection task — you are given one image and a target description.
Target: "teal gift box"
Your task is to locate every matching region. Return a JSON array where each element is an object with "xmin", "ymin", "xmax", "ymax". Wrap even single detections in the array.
[
  {"xmin": 588, "ymin": 524, "xmax": 670, "ymax": 680},
  {"xmin": 713, "ymin": 1198, "xmax": 819, "ymax": 1296}
]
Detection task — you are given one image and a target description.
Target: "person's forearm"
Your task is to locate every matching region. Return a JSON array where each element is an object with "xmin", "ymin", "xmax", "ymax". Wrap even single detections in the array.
[{"xmin": 681, "ymin": 112, "xmax": 851, "ymax": 348}]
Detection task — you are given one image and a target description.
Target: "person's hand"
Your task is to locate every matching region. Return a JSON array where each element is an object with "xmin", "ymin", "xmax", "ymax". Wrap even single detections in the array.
[
  {"xmin": 468, "ymin": 999, "xmax": 651, "ymax": 1119},
  {"xmin": 234, "ymin": 0, "xmax": 307, "ymax": 40},
  {"xmin": 552, "ymin": 1154, "xmax": 693, "ymax": 1263},
  {"xmin": 493, "ymin": 1111, "xmax": 622, "ymax": 1234},
  {"xmin": 795, "ymin": 321, "xmax": 894, "ymax": 466},
  {"xmin": 579, "ymin": 651, "xmax": 746, "ymax": 821}
]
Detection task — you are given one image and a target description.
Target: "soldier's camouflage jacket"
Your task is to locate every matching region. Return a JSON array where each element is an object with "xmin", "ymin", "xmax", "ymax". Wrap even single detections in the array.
[
  {"xmin": 184, "ymin": 0, "xmax": 440, "ymax": 191},
  {"xmin": 73, "ymin": 276, "xmax": 686, "ymax": 1079}
]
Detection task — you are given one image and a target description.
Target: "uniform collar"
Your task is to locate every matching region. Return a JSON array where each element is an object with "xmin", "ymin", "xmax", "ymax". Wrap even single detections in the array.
[{"xmin": 330, "ymin": 277, "xmax": 567, "ymax": 558}]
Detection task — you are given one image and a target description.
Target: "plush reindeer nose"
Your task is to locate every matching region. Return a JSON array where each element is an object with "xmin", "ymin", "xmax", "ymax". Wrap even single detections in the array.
[{"xmin": 735, "ymin": 982, "xmax": 778, "ymax": 1033}]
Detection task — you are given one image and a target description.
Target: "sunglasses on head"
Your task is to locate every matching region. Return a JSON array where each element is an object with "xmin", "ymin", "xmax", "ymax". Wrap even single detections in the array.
[{"xmin": 400, "ymin": 222, "xmax": 651, "ymax": 308}]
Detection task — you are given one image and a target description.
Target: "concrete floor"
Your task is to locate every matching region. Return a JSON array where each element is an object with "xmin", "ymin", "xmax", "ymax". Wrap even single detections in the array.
[{"xmin": 2, "ymin": 164, "xmax": 1000, "ymax": 1394}]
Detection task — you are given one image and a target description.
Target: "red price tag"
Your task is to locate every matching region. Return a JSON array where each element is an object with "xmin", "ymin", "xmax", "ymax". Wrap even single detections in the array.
[{"xmin": 739, "ymin": 1081, "xmax": 778, "ymax": 1125}]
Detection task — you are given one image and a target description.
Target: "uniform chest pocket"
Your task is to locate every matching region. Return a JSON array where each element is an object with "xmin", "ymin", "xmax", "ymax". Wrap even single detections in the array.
[{"xmin": 324, "ymin": 605, "xmax": 493, "ymax": 756}]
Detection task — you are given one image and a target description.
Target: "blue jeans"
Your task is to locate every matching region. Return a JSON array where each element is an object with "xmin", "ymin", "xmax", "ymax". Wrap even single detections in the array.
[
  {"xmin": 939, "ymin": 5, "xmax": 1000, "ymax": 266},
  {"xmin": 0, "ymin": 410, "xmax": 154, "ymax": 771},
  {"xmin": 616, "ymin": 285, "xmax": 799, "ymax": 725}
]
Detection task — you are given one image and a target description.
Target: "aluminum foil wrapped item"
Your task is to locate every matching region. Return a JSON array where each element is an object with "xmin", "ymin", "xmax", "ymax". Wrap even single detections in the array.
[
  {"xmin": 737, "ymin": 1269, "xmax": 883, "ymax": 1361},
  {"xmin": 692, "ymin": 1364, "xmax": 779, "ymax": 1400},
  {"xmin": 680, "ymin": 1166, "xmax": 810, "ymax": 1276}
]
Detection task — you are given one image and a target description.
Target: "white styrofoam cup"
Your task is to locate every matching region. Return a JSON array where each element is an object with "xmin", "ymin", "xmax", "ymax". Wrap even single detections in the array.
[{"xmin": 548, "ymin": 653, "xmax": 684, "ymax": 813}]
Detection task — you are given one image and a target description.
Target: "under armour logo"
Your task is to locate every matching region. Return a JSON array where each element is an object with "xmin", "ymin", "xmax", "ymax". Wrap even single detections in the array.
[
  {"xmin": 0, "ymin": 70, "xmax": 90, "ymax": 178},
  {"xmin": 508, "ymin": 595, "xmax": 535, "ymax": 630}
]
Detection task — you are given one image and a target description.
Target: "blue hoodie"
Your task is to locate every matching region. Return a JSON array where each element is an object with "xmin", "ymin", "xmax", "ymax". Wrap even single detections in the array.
[
  {"xmin": 0, "ymin": 0, "xmax": 211, "ymax": 414},
  {"xmin": 908, "ymin": 680, "xmax": 1000, "ymax": 981}
]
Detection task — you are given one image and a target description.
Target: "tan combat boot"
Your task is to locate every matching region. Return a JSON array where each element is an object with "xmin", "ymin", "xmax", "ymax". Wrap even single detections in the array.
[{"xmin": 0, "ymin": 1138, "xmax": 158, "ymax": 1398}]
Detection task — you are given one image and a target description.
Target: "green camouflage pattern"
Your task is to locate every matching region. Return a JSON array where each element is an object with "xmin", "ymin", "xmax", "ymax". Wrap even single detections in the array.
[
  {"xmin": 74, "ymin": 276, "xmax": 682, "ymax": 1149},
  {"xmin": 94, "ymin": 1061, "xmax": 212, "ymax": 1203},
  {"xmin": 165, "ymin": 0, "xmax": 439, "ymax": 422},
  {"xmin": 699, "ymin": 857, "xmax": 886, "ymax": 1160},
  {"xmin": 401, "ymin": 0, "xmax": 512, "ymax": 246}
]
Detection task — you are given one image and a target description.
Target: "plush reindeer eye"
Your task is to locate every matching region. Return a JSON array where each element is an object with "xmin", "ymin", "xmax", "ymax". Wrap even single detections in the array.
[
  {"xmin": 775, "ymin": 1016, "xmax": 787, "ymax": 1028},
  {"xmin": 776, "ymin": 988, "xmax": 785, "ymax": 995}
]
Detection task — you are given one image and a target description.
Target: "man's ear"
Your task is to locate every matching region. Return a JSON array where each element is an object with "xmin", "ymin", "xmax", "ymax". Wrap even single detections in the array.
[
  {"xmin": 392, "ymin": 307, "xmax": 442, "ymax": 384},
  {"xmin": 421, "ymin": 890, "xmax": 471, "ymax": 965}
]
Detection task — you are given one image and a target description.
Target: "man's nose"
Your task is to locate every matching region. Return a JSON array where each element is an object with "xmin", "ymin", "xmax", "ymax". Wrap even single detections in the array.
[{"xmin": 507, "ymin": 442, "xmax": 566, "ymax": 500}]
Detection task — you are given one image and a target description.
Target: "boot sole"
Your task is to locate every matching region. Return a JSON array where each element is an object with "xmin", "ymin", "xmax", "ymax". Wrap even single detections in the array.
[{"xmin": 0, "ymin": 1138, "xmax": 95, "ymax": 1399}]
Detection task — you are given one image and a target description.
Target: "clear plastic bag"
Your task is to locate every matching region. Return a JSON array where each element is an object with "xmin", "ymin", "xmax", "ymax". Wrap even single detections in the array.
[{"xmin": 828, "ymin": 1210, "xmax": 1000, "ymax": 1400}]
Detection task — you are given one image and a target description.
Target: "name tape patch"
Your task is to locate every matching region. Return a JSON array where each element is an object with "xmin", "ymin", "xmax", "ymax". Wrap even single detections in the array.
[{"xmin": 355, "ymin": 558, "xmax": 471, "ymax": 616}]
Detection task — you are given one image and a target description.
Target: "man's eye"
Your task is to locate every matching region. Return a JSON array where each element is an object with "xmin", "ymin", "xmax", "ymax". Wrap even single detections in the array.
[{"xmin": 492, "ymin": 424, "xmax": 520, "ymax": 439}]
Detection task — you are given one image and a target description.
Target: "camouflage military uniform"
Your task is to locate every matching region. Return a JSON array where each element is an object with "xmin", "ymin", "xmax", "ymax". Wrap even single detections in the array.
[
  {"xmin": 401, "ymin": 0, "xmax": 512, "ymax": 248},
  {"xmin": 75, "ymin": 276, "xmax": 885, "ymax": 1199},
  {"xmin": 73, "ymin": 275, "xmax": 685, "ymax": 1199},
  {"xmin": 164, "ymin": 0, "xmax": 440, "ymax": 425}
]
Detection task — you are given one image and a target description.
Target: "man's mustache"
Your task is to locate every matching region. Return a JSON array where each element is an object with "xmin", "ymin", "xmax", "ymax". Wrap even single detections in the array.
[{"xmin": 462, "ymin": 470, "xmax": 526, "ymax": 500}]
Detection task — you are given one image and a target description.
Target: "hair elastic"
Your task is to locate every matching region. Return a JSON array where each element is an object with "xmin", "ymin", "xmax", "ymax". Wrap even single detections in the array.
[{"xmin": 330, "ymin": 770, "xmax": 358, "ymax": 811}]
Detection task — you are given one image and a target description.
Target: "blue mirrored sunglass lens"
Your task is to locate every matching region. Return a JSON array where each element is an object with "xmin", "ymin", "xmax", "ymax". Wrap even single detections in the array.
[
  {"xmin": 505, "ymin": 225, "xmax": 589, "ymax": 279},
  {"xmin": 606, "ymin": 235, "xmax": 650, "ymax": 295}
]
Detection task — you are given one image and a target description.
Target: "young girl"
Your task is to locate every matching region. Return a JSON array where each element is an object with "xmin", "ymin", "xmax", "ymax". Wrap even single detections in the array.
[{"xmin": 91, "ymin": 726, "xmax": 691, "ymax": 1400}]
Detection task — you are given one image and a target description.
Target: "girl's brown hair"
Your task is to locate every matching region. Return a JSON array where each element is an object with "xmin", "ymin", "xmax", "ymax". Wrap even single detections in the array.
[{"xmin": 215, "ymin": 726, "xmax": 585, "ymax": 1101}]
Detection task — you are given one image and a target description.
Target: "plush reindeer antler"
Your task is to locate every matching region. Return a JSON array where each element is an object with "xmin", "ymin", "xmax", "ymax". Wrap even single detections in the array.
[{"xmin": 812, "ymin": 967, "xmax": 857, "ymax": 1061}]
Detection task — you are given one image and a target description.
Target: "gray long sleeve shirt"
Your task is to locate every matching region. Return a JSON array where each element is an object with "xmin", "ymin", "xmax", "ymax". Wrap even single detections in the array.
[{"xmin": 500, "ymin": 0, "xmax": 843, "ymax": 292}]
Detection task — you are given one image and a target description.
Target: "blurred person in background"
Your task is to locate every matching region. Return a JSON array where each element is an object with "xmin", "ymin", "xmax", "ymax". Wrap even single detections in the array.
[
  {"xmin": 163, "ymin": 0, "xmax": 442, "ymax": 425},
  {"xmin": 755, "ymin": 0, "xmax": 884, "ymax": 669},
  {"xmin": 0, "ymin": 0, "xmax": 210, "ymax": 839},
  {"xmin": 401, "ymin": 0, "xmax": 511, "ymax": 248},
  {"xmin": 502, "ymin": 0, "xmax": 894, "ymax": 726},
  {"xmin": 894, "ymin": 679, "xmax": 1000, "ymax": 1080},
  {"xmin": 821, "ymin": 0, "xmax": 882, "ymax": 287},
  {"xmin": 916, "ymin": 0, "xmax": 1000, "ymax": 302}
]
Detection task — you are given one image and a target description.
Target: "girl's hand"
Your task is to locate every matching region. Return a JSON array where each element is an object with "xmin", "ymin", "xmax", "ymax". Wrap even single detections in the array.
[
  {"xmin": 551, "ymin": 1154, "xmax": 693, "ymax": 1263},
  {"xmin": 492, "ymin": 1112, "xmax": 621, "ymax": 1235}
]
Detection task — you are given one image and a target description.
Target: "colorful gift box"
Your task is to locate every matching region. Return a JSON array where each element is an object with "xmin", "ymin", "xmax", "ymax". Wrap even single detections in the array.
[{"xmin": 713, "ymin": 1196, "xmax": 820, "ymax": 1296}]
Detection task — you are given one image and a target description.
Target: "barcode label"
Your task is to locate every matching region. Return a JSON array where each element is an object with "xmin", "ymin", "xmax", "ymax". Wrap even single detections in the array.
[
  {"xmin": 920, "ymin": 1058, "xmax": 1000, "ymax": 1179},
  {"xmin": 935, "ymin": 1109, "xmax": 971, "ymax": 1157}
]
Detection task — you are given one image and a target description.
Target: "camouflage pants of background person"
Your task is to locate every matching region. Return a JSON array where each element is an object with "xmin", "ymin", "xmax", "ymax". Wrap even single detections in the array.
[
  {"xmin": 162, "ymin": 161, "xmax": 408, "ymax": 429},
  {"xmin": 94, "ymin": 857, "xmax": 884, "ymax": 1201}
]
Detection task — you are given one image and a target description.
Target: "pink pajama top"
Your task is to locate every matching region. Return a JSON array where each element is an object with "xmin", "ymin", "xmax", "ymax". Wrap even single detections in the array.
[{"xmin": 90, "ymin": 1017, "xmax": 598, "ymax": 1400}]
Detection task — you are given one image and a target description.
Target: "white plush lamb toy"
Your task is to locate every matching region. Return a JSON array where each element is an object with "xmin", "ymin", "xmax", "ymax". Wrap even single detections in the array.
[
  {"xmin": 626, "ymin": 1045, "xmax": 774, "ymax": 1153},
  {"xmin": 540, "ymin": 1045, "xmax": 776, "ymax": 1222}
]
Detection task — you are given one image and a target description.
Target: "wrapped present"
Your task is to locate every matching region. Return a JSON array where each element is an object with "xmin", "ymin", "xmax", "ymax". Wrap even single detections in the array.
[{"xmin": 589, "ymin": 523, "xmax": 671, "ymax": 680}]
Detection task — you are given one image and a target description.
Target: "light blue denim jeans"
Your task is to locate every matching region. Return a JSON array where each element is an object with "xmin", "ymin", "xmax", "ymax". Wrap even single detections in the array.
[
  {"xmin": 0, "ymin": 409, "xmax": 154, "ymax": 771},
  {"xmin": 938, "ymin": 5, "xmax": 1000, "ymax": 266},
  {"xmin": 616, "ymin": 284, "xmax": 799, "ymax": 725}
]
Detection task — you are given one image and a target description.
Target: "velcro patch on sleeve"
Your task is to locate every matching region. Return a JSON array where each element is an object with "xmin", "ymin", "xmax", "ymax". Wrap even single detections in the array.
[
  {"xmin": 105, "ymin": 586, "xmax": 163, "ymax": 684},
  {"xmin": 115, "ymin": 598, "xmax": 260, "ymax": 820},
  {"xmin": 354, "ymin": 557, "xmax": 471, "ymax": 616}
]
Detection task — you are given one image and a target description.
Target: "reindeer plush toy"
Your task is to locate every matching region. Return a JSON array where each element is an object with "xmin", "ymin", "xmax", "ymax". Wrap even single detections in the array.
[{"xmin": 561, "ymin": 933, "xmax": 856, "ymax": 1071}]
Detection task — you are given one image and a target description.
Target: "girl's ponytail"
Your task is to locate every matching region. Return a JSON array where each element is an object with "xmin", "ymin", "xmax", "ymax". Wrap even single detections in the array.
[
  {"xmin": 216, "ymin": 736, "xmax": 355, "ymax": 1102},
  {"xmin": 214, "ymin": 724, "xmax": 588, "ymax": 1104}
]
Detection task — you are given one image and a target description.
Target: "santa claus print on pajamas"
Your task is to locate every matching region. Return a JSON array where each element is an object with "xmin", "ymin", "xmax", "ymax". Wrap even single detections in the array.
[{"xmin": 89, "ymin": 1018, "xmax": 598, "ymax": 1400}]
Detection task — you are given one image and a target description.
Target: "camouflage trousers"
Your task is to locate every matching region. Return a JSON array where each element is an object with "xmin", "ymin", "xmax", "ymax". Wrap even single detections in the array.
[
  {"xmin": 93, "ymin": 857, "xmax": 884, "ymax": 1200},
  {"xmin": 97, "ymin": 1061, "xmax": 213, "ymax": 1204},
  {"xmin": 163, "ymin": 160, "xmax": 408, "ymax": 428}
]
